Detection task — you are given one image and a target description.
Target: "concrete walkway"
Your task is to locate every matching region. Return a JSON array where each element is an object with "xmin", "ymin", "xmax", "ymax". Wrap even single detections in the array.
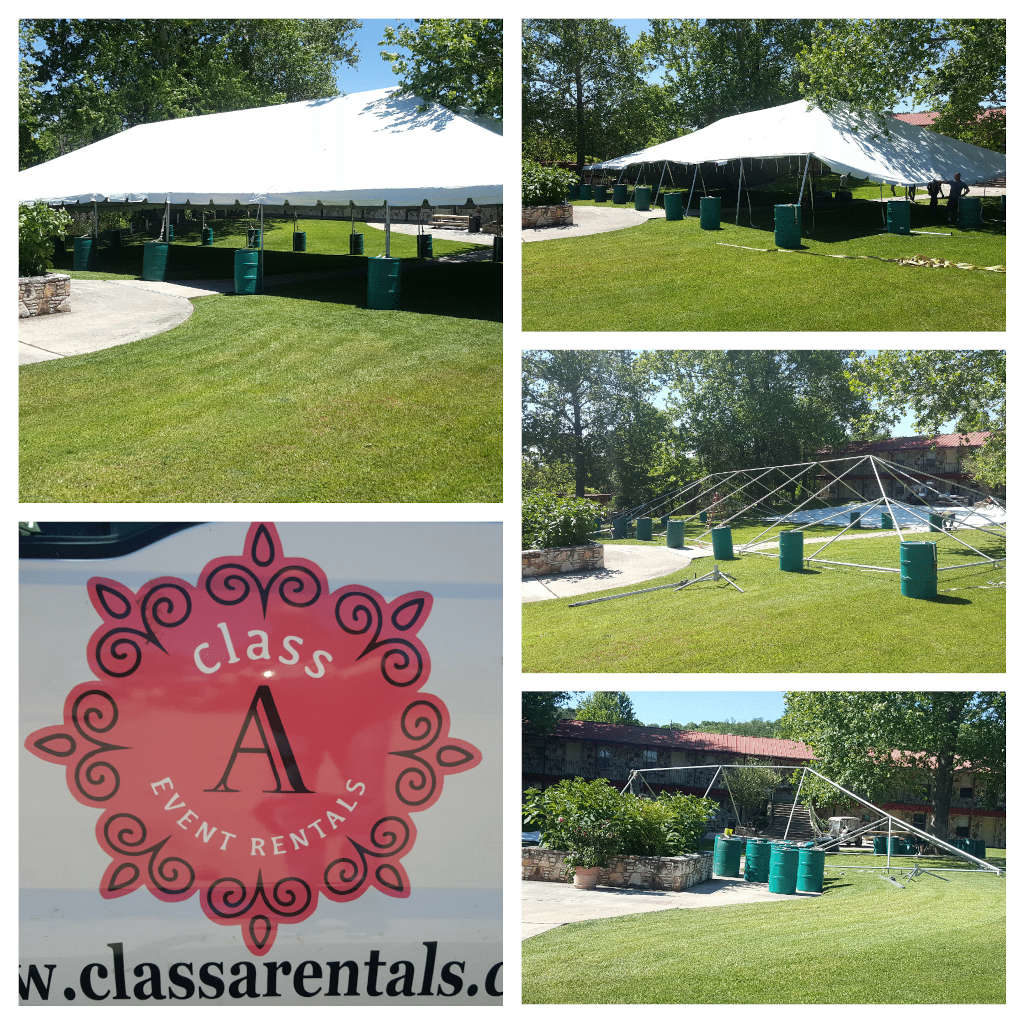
[
  {"xmin": 387, "ymin": 222, "xmax": 495, "ymax": 247},
  {"xmin": 523, "ymin": 204, "xmax": 665, "ymax": 242},
  {"xmin": 522, "ymin": 877, "xmax": 811, "ymax": 939}
]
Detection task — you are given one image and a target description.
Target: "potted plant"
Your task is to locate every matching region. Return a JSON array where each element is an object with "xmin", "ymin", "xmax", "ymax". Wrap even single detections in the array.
[{"xmin": 560, "ymin": 812, "xmax": 621, "ymax": 889}]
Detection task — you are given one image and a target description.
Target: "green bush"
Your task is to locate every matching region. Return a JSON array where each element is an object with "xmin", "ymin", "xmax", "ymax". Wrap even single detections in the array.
[
  {"xmin": 523, "ymin": 159, "xmax": 576, "ymax": 207},
  {"xmin": 19, "ymin": 203, "xmax": 72, "ymax": 277},
  {"xmin": 522, "ymin": 491, "xmax": 599, "ymax": 550}
]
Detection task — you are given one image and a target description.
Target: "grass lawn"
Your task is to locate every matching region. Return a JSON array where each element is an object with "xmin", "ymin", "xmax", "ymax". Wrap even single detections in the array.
[
  {"xmin": 522, "ymin": 866, "xmax": 1006, "ymax": 1003},
  {"xmin": 522, "ymin": 530, "xmax": 1005, "ymax": 672},
  {"xmin": 522, "ymin": 197, "xmax": 1005, "ymax": 331},
  {"xmin": 20, "ymin": 270, "xmax": 501, "ymax": 502}
]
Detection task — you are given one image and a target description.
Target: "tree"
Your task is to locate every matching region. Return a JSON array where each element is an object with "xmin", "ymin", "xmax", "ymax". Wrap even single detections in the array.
[
  {"xmin": 724, "ymin": 763, "xmax": 784, "ymax": 824},
  {"xmin": 379, "ymin": 19, "xmax": 502, "ymax": 121},
  {"xmin": 522, "ymin": 692, "xmax": 577, "ymax": 735},
  {"xmin": 20, "ymin": 19, "xmax": 361, "ymax": 165},
  {"xmin": 575, "ymin": 692, "xmax": 641, "ymax": 725},
  {"xmin": 780, "ymin": 692, "xmax": 1005, "ymax": 839},
  {"xmin": 846, "ymin": 350, "xmax": 1006, "ymax": 487},
  {"xmin": 649, "ymin": 19, "xmax": 815, "ymax": 129},
  {"xmin": 797, "ymin": 19, "xmax": 1006, "ymax": 151},
  {"xmin": 522, "ymin": 19, "xmax": 653, "ymax": 170}
]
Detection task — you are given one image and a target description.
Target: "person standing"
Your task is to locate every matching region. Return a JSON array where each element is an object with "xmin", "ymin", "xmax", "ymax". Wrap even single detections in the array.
[
  {"xmin": 947, "ymin": 173, "xmax": 970, "ymax": 224},
  {"xmin": 927, "ymin": 179, "xmax": 943, "ymax": 209}
]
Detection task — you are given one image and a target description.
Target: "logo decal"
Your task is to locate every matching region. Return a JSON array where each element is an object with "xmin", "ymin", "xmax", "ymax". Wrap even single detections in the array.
[{"xmin": 25, "ymin": 523, "xmax": 482, "ymax": 955}]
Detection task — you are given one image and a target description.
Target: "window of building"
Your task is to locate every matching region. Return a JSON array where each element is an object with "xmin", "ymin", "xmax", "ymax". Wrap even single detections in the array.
[
  {"xmin": 959, "ymin": 787, "xmax": 974, "ymax": 799},
  {"xmin": 955, "ymin": 825, "xmax": 970, "ymax": 838},
  {"xmin": 598, "ymin": 748, "xmax": 610, "ymax": 764},
  {"xmin": 912, "ymin": 813, "xmax": 926, "ymax": 828},
  {"xmin": 643, "ymin": 749, "xmax": 658, "ymax": 767}
]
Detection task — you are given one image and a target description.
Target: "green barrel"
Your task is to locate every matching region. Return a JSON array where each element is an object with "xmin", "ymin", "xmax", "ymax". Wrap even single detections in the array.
[
  {"xmin": 636, "ymin": 517, "xmax": 652, "ymax": 542},
  {"xmin": 612, "ymin": 183, "xmax": 628, "ymax": 204},
  {"xmin": 849, "ymin": 511, "xmax": 862, "ymax": 529},
  {"xmin": 141, "ymin": 241, "xmax": 169, "ymax": 281},
  {"xmin": 768, "ymin": 844, "xmax": 799, "ymax": 894},
  {"xmin": 493, "ymin": 236, "xmax": 503, "ymax": 262},
  {"xmin": 699, "ymin": 196, "xmax": 721, "ymax": 229},
  {"xmin": 900, "ymin": 540, "xmax": 937, "ymax": 599},
  {"xmin": 880, "ymin": 512, "xmax": 894, "ymax": 530},
  {"xmin": 292, "ymin": 231, "xmax": 306, "ymax": 252},
  {"xmin": 246, "ymin": 227, "xmax": 261, "ymax": 248},
  {"xmin": 774, "ymin": 204, "xmax": 802, "ymax": 249},
  {"xmin": 713, "ymin": 835, "xmax": 743, "ymax": 878},
  {"xmin": 349, "ymin": 233, "xmax": 364, "ymax": 255},
  {"xmin": 744, "ymin": 839, "xmax": 771, "ymax": 883},
  {"xmin": 664, "ymin": 191, "xmax": 684, "ymax": 221},
  {"xmin": 201, "ymin": 227, "xmax": 214, "ymax": 246},
  {"xmin": 958, "ymin": 196, "xmax": 983, "ymax": 229},
  {"xmin": 666, "ymin": 520, "xmax": 685, "ymax": 549},
  {"xmin": 72, "ymin": 236, "xmax": 95, "ymax": 271},
  {"xmin": 660, "ymin": 515, "xmax": 670, "ymax": 531},
  {"xmin": 699, "ymin": 511, "xmax": 708, "ymax": 525},
  {"xmin": 886, "ymin": 200, "xmax": 912, "ymax": 235},
  {"xmin": 612, "ymin": 516, "xmax": 628, "ymax": 539},
  {"xmin": 873, "ymin": 836, "xmax": 887, "ymax": 855},
  {"xmin": 233, "ymin": 248, "xmax": 260, "ymax": 295},
  {"xmin": 971, "ymin": 839, "xmax": 986, "ymax": 859},
  {"xmin": 367, "ymin": 256, "xmax": 400, "ymax": 310},
  {"xmin": 797, "ymin": 847, "xmax": 826, "ymax": 893},
  {"xmin": 568, "ymin": 183, "xmax": 579, "ymax": 201},
  {"xmin": 578, "ymin": 184, "xmax": 593, "ymax": 200},
  {"xmin": 416, "ymin": 233, "xmax": 433, "ymax": 258},
  {"xmin": 634, "ymin": 185, "xmax": 651, "ymax": 211},
  {"xmin": 711, "ymin": 526, "xmax": 733, "ymax": 560},
  {"xmin": 167, "ymin": 225, "xmax": 175, "ymax": 242},
  {"xmin": 928, "ymin": 512, "xmax": 944, "ymax": 532},
  {"xmin": 779, "ymin": 529, "xmax": 804, "ymax": 571},
  {"xmin": 594, "ymin": 185, "xmax": 609, "ymax": 203}
]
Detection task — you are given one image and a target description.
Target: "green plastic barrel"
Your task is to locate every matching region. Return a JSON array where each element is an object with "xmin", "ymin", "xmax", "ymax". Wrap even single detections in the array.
[
  {"xmin": 873, "ymin": 836, "xmax": 887, "ymax": 855},
  {"xmin": 972, "ymin": 839, "xmax": 986, "ymax": 859},
  {"xmin": 699, "ymin": 196, "xmax": 721, "ymax": 229},
  {"xmin": 141, "ymin": 241, "xmax": 169, "ymax": 282},
  {"xmin": 928, "ymin": 512, "xmax": 944, "ymax": 532},
  {"xmin": 768, "ymin": 844, "xmax": 799, "ymax": 894},
  {"xmin": 886, "ymin": 200, "xmax": 912, "ymax": 235},
  {"xmin": 416, "ymin": 233, "xmax": 433, "ymax": 258},
  {"xmin": 880, "ymin": 512, "xmax": 894, "ymax": 530},
  {"xmin": 744, "ymin": 839, "xmax": 771, "ymax": 883},
  {"xmin": 233, "ymin": 248, "xmax": 260, "ymax": 295},
  {"xmin": 634, "ymin": 185, "xmax": 651, "ymax": 211},
  {"xmin": 349, "ymin": 233, "xmax": 364, "ymax": 255},
  {"xmin": 958, "ymin": 196, "xmax": 982, "ymax": 229},
  {"xmin": 774, "ymin": 204, "xmax": 802, "ymax": 249},
  {"xmin": 779, "ymin": 529, "xmax": 804, "ymax": 572},
  {"xmin": 900, "ymin": 540, "xmax": 937, "ymax": 599},
  {"xmin": 699, "ymin": 511, "xmax": 708, "ymax": 525},
  {"xmin": 579, "ymin": 184, "xmax": 593, "ymax": 200},
  {"xmin": 201, "ymin": 227, "xmax": 214, "ymax": 246},
  {"xmin": 666, "ymin": 520, "xmax": 685, "ymax": 549},
  {"xmin": 73, "ymin": 237, "xmax": 95, "ymax": 271},
  {"xmin": 568, "ymin": 183, "xmax": 580, "ymax": 201},
  {"xmin": 797, "ymin": 847, "xmax": 826, "ymax": 893},
  {"xmin": 849, "ymin": 511, "xmax": 862, "ymax": 529},
  {"xmin": 612, "ymin": 516, "xmax": 628, "ymax": 540},
  {"xmin": 636, "ymin": 517, "xmax": 652, "ymax": 541},
  {"xmin": 664, "ymin": 191, "xmax": 684, "ymax": 221},
  {"xmin": 887, "ymin": 837, "xmax": 904, "ymax": 856},
  {"xmin": 246, "ymin": 227, "xmax": 261, "ymax": 248},
  {"xmin": 367, "ymin": 256, "xmax": 400, "ymax": 310},
  {"xmin": 167, "ymin": 225, "xmax": 175, "ymax": 242},
  {"xmin": 493, "ymin": 237, "xmax": 503, "ymax": 262},
  {"xmin": 292, "ymin": 231, "xmax": 306, "ymax": 252},
  {"xmin": 594, "ymin": 185, "xmax": 609, "ymax": 203},
  {"xmin": 612, "ymin": 183, "xmax": 628, "ymax": 204},
  {"xmin": 711, "ymin": 526, "xmax": 733, "ymax": 560},
  {"xmin": 713, "ymin": 835, "xmax": 743, "ymax": 878}
]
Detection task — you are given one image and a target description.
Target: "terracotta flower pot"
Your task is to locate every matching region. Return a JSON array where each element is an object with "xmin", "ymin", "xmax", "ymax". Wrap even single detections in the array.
[{"xmin": 573, "ymin": 866, "xmax": 601, "ymax": 889}]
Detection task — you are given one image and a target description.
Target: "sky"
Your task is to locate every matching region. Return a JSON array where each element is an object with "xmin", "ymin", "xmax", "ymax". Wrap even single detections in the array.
[
  {"xmin": 572, "ymin": 691, "xmax": 787, "ymax": 727},
  {"xmin": 333, "ymin": 19, "xmax": 409, "ymax": 94}
]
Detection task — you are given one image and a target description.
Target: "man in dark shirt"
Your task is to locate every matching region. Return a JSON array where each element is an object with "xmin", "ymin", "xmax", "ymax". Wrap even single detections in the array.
[
  {"xmin": 947, "ymin": 173, "xmax": 970, "ymax": 224},
  {"xmin": 926, "ymin": 179, "xmax": 943, "ymax": 208}
]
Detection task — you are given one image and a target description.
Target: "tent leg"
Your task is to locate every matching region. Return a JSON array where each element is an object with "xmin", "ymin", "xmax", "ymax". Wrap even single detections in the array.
[
  {"xmin": 797, "ymin": 154, "xmax": 811, "ymax": 205},
  {"xmin": 683, "ymin": 164, "xmax": 698, "ymax": 220},
  {"xmin": 385, "ymin": 201, "xmax": 391, "ymax": 258},
  {"xmin": 259, "ymin": 202, "xmax": 264, "ymax": 293},
  {"xmin": 655, "ymin": 160, "xmax": 668, "ymax": 205},
  {"xmin": 735, "ymin": 159, "xmax": 744, "ymax": 225}
]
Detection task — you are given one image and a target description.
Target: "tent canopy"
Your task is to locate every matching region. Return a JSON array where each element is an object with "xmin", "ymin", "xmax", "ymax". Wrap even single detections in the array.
[
  {"xmin": 18, "ymin": 87, "xmax": 503, "ymax": 207},
  {"xmin": 588, "ymin": 100, "xmax": 1005, "ymax": 188}
]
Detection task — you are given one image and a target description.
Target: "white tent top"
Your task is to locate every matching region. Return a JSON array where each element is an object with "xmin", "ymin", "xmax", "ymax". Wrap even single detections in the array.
[
  {"xmin": 18, "ymin": 87, "xmax": 503, "ymax": 207},
  {"xmin": 588, "ymin": 100, "xmax": 1005, "ymax": 187}
]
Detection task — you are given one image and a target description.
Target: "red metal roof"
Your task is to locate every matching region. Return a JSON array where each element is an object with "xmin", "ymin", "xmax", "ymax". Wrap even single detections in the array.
[
  {"xmin": 893, "ymin": 108, "xmax": 1004, "ymax": 127},
  {"xmin": 834, "ymin": 431, "xmax": 991, "ymax": 456},
  {"xmin": 551, "ymin": 720, "xmax": 814, "ymax": 760}
]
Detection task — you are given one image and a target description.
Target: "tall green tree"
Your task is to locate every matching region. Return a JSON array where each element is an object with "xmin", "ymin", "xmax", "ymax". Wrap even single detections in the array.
[
  {"xmin": 522, "ymin": 692, "xmax": 578, "ymax": 735},
  {"xmin": 781, "ymin": 692, "xmax": 1005, "ymax": 839},
  {"xmin": 649, "ymin": 19, "xmax": 815, "ymax": 129},
  {"xmin": 574, "ymin": 692, "xmax": 641, "ymax": 725},
  {"xmin": 20, "ymin": 19, "xmax": 361, "ymax": 165},
  {"xmin": 379, "ymin": 19, "xmax": 502, "ymax": 121},
  {"xmin": 797, "ymin": 19, "xmax": 1006, "ymax": 151}
]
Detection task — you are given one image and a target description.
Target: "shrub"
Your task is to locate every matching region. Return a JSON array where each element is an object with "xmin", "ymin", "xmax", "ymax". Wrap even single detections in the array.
[
  {"xmin": 522, "ymin": 491, "xmax": 598, "ymax": 550},
  {"xmin": 19, "ymin": 202, "xmax": 72, "ymax": 277},
  {"xmin": 522, "ymin": 159, "xmax": 576, "ymax": 207}
]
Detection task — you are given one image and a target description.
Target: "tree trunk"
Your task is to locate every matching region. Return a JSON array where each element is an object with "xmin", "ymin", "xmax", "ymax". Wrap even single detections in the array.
[
  {"xmin": 571, "ymin": 390, "xmax": 586, "ymax": 497},
  {"xmin": 575, "ymin": 66, "xmax": 585, "ymax": 176},
  {"xmin": 930, "ymin": 750, "xmax": 955, "ymax": 840}
]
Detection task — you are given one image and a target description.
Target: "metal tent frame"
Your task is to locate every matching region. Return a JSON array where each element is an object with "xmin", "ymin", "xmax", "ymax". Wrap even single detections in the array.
[{"xmin": 622, "ymin": 763, "xmax": 1002, "ymax": 876}]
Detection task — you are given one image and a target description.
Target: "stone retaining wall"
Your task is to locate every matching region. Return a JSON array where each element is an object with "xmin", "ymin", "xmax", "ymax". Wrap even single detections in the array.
[
  {"xmin": 522, "ymin": 846, "xmax": 713, "ymax": 891},
  {"xmin": 522, "ymin": 204, "xmax": 573, "ymax": 229},
  {"xmin": 522, "ymin": 543, "xmax": 603, "ymax": 577},
  {"xmin": 19, "ymin": 274, "xmax": 71, "ymax": 318}
]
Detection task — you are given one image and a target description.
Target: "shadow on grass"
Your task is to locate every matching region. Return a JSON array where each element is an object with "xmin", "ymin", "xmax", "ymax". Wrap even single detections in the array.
[{"xmin": 930, "ymin": 594, "xmax": 973, "ymax": 606}]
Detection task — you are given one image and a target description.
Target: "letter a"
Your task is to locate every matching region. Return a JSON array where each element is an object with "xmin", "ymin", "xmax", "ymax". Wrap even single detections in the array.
[{"xmin": 205, "ymin": 685, "xmax": 313, "ymax": 794}]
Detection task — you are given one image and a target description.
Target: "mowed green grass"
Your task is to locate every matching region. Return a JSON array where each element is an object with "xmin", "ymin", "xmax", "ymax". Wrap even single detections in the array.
[
  {"xmin": 522, "ymin": 868, "xmax": 1006, "ymax": 1003},
  {"xmin": 522, "ymin": 530, "xmax": 1005, "ymax": 672},
  {"xmin": 522, "ymin": 201, "xmax": 1005, "ymax": 331},
  {"xmin": 20, "ymin": 277, "xmax": 501, "ymax": 502}
]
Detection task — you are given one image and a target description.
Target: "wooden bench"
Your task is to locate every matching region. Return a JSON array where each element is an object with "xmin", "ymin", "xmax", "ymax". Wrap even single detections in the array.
[{"xmin": 430, "ymin": 214, "xmax": 471, "ymax": 230}]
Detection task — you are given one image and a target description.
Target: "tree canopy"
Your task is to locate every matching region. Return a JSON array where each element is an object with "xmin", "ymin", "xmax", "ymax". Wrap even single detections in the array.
[
  {"xmin": 20, "ymin": 19, "xmax": 361, "ymax": 167},
  {"xmin": 379, "ymin": 19, "xmax": 502, "ymax": 121},
  {"xmin": 522, "ymin": 692, "xmax": 577, "ymax": 735},
  {"xmin": 574, "ymin": 692, "xmax": 641, "ymax": 726}
]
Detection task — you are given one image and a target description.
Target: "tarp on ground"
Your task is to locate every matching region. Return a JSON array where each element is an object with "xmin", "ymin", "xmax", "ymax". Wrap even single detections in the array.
[
  {"xmin": 18, "ymin": 88, "xmax": 503, "ymax": 207},
  {"xmin": 587, "ymin": 100, "xmax": 1005, "ymax": 187}
]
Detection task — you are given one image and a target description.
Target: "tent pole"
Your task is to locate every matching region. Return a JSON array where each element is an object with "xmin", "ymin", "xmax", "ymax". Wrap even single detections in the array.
[
  {"xmin": 683, "ymin": 164, "xmax": 698, "ymax": 220},
  {"xmin": 92, "ymin": 200, "xmax": 98, "ymax": 240},
  {"xmin": 797, "ymin": 154, "xmax": 811, "ymax": 205},
  {"xmin": 655, "ymin": 161, "xmax": 668, "ymax": 204},
  {"xmin": 735, "ymin": 159, "xmax": 744, "ymax": 225},
  {"xmin": 385, "ymin": 200, "xmax": 391, "ymax": 258},
  {"xmin": 259, "ymin": 202, "xmax": 264, "ymax": 292},
  {"xmin": 165, "ymin": 197, "xmax": 170, "ymax": 242}
]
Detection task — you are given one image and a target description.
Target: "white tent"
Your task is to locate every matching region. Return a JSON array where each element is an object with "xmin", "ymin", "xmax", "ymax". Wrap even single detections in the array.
[
  {"xmin": 18, "ymin": 87, "xmax": 503, "ymax": 207},
  {"xmin": 588, "ymin": 100, "xmax": 1005, "ymax": 188}
]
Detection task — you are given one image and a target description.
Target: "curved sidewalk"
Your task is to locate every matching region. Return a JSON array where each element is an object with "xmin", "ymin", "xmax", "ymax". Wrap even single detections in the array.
[{"xmin": 523, "ymin": 204, "xmax": 665, "ymax": 242}]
